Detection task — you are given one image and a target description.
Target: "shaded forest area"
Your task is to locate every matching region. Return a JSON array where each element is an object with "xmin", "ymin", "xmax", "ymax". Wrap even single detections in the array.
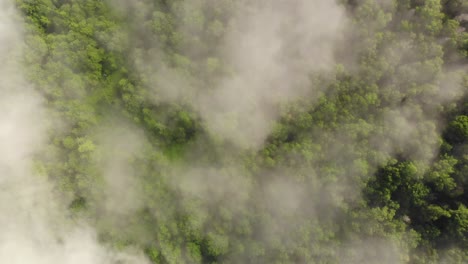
[{"xmin": 8, "ymin": 0, "xmax": 468, "ymax": 263}]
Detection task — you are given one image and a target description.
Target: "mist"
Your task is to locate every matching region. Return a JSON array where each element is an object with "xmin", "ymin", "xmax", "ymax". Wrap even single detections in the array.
[
  {"xmin": 0, "ymin": 1, "xmax": 148, "ymax": 263},
  {"xmin": 116, "ymin": 0, "xmax": 348, "ymax": 148},
  {"xmin": 101, "ymin": 0, "xmax": 466, "ymax": 262},
  {"xmin": 5, "ymin": 0, "xmax": 468, "ymax": 263}
]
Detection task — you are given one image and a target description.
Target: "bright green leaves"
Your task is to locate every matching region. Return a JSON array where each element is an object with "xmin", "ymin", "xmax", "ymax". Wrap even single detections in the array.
[
  {"xmin": 204, "ymin": 232, "xmax": 229, "ymax": 258},
  {"xmin": 62, "ymin": 136, "xmax": 76, "ymax": 149},
  {"xmin": 427, "ymin": 155, "xmax": 458, "ymax": 192},
  {"xmin": 366, "ymin": 160, "xmax": 424, "ymax": 208},
  {"xmin": 186, "ymin": 242, "xmax": 202, "ymax": 263},
  {"xmin": 449, "ymin": 204, "xmax": 468, "ymax": 244},
  {"xmin": 416, "ymin": 0, "xmax": 444, "ymax": 36},
  {"xmin": 77, "ymin": 138, "xmax": 95, "ymax": 153},
  {"xmin": 17, "ymin": 0, "xmax": 54, "ymax": 32},
  {"xmin": 365, "ymin": 154, "xmax": 467, "ymax": 251},
  {"xmin": 425, "ymin": 204, "xmax": 451, "ymax": 221},
  {"xmin": 14, "ymin": 0, "xmax": 468, "ymax": 263},
  {"xmin": 151, "ymin": 10, "xmax": 178, "ymax": 49},
  {"xmin": 446, "ymin": 115, "xmax": 468, "ymax": 144},
  {"xmin": 145, "ymin": 247, "xmax": 161, "ymax": 263}
]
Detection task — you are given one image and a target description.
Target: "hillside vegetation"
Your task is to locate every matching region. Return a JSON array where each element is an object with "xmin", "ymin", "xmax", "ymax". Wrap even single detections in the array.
[{"xmin": 3, "ymin": 0, "xmax": 468, "ymax": 263}]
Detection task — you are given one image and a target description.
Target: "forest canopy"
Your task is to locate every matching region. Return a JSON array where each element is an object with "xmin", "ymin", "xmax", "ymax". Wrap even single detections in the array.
[{"xmin": 0, "ymin": 0, "xmax": 467, "ymax": 263}]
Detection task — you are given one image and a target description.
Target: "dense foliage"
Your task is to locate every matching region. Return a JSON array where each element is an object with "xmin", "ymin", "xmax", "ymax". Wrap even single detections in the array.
[{"xmin": 13, "ymin": 0, "xmax": 468, "ymax": 263}]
